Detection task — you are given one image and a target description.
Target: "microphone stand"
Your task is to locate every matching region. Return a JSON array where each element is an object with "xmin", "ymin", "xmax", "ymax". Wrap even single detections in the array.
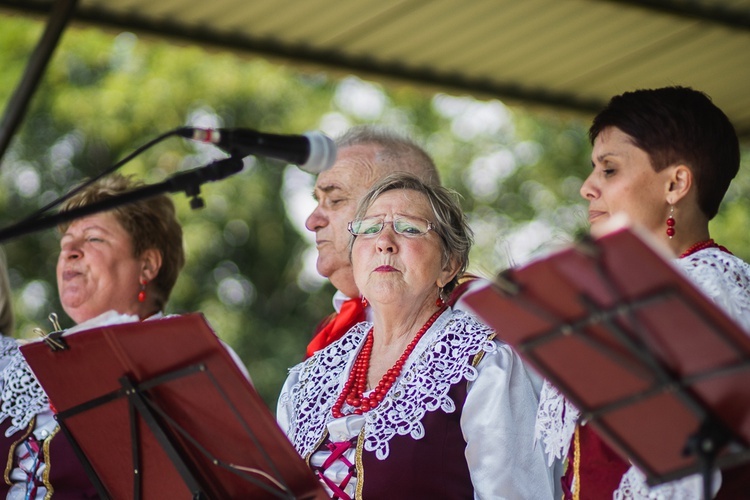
[{"xmin": 0, "ymin": 155, "xmax": 244, "ymax": 243}]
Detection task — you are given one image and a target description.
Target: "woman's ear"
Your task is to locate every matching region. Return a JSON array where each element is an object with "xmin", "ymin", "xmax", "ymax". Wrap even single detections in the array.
[
  {"xmin": 667, "ymin": 165, "xmax": 693, "ymax": 205},
  {"xmin": 437, "ymin": 257, "xmax": 460, "ymax": 289},
  {"xmin": 140, "ymin": 248, "xmax": 163, "ymax": 282}
]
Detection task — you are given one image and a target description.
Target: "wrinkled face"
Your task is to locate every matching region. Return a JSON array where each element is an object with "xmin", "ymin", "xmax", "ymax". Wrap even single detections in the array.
[
  {"xmin": 581, "ymin": 127, "xmax": 673, "ymax": 237},
  {"xmin": 57, "ymin": 213, "xmax": 145, "ymax": 324},
  {"xmin": 351, "ymin": 189, "xmax": 454, "ymax": 309},
  {"xmin": 305, "ymin": 145, "xmax": 380, "ymax": 295}
]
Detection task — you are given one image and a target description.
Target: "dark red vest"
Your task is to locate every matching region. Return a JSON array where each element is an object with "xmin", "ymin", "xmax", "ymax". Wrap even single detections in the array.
[
  {"xmin": 0, "ymin": 418, "xmax": 98, "ymax": 499},
  {"xmin": 314, "ymin": 382, "xmax": 473, "ymax": 499},
  {"xmin": 562, "ymin": 424, "xmax": 629, "ymax": 499},
  {"xmin": 563, "ymin": 424, "xmax": 750, "ymax": 498}
]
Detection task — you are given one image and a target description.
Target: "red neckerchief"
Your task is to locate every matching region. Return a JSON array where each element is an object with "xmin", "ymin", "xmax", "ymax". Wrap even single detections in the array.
[{"xmin": 306, "ymin": 297, "xmax": 366, "ymax": 358}]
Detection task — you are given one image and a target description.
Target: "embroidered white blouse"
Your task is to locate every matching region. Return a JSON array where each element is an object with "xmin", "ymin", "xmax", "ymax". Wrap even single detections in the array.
[
  {"xmin": 535, "ymin": 247, "xmax": 750, "ymax": 499},
  {"xmin": 278, "ymin": 308, "xmax": 555, "ymax": 499}
]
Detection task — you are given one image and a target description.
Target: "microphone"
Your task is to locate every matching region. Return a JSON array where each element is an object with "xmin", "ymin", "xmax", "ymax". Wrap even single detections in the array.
[{"xmin": 178, "ymin": 127, "xmax": 336, "ymax": 174}]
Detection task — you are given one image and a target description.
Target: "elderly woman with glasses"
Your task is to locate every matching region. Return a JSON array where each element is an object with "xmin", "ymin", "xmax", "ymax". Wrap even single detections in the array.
[{"xmin": 278, "ymin": 173, "xmax": 554, "ymax": 499}]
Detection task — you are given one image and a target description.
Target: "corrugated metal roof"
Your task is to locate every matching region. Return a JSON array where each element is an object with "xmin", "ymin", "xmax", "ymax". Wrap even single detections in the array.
[{"xmin": 3, "ymin": 0, "xmax": 750, "ymax": 137}]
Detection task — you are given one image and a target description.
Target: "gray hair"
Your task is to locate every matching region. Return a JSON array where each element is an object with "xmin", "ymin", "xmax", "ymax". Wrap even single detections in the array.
[
  {"xmin": 350, "ymin": 172, "xmax": 472, "ymax": 295},
  {"xmin": 336, "ymin": 126, "xmax": 440, "ymax": 186}
]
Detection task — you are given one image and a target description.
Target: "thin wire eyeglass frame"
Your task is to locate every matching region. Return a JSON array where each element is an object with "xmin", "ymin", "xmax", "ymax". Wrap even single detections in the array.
[{"xmin": 347, "ymin": 216, "xmax": 435, "ymax": 237}]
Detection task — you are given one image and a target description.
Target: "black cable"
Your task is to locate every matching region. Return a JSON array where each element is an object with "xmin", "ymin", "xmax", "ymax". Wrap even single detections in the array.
[{"xmin": 17, "ymin": 126, "xmax": 189, "ymax": 224}]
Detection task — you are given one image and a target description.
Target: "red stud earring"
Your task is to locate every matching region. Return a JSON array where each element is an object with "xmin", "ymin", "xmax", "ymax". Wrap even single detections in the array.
[
  {"xmin": 361, "ymin": 296, "xmax": 368, "ymax": 308},
  {"xmin": 138, "ymin": 280, "xmax": 148, "ymax": 303},
  {"xmin": 666, "ymin": 206, "xmax": 675, "ymax": 239}
]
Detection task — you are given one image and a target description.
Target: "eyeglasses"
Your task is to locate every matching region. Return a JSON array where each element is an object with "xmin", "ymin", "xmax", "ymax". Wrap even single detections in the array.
[{"xmin": 348, "ymin": 216, "xmax": 434, "ymax": 237}]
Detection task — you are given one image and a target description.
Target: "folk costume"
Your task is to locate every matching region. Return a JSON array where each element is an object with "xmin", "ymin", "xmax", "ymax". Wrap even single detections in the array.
[
  {"xmin": 280, "ymin": 308, "xmax": 555, "ymax": 499},
  {"xmin": 0, "ymin": 335, "xmax": 97, "ymax": 499},
  {"xmin": 535, "ymin": 246, "xmax": 750, "ymax": 499},
  {"xmin": 0, "ymin": 309, "xmax": 250, "ymax": 499}
]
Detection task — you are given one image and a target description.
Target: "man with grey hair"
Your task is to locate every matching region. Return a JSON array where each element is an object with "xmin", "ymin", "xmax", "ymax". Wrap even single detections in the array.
[{"xmin": 305, "ymin": 126, "xmax": 440, "ymax": 356}]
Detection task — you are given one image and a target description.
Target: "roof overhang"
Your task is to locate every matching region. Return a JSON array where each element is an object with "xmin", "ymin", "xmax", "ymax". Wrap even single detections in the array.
[{"xmin": 2, "ymin": 0, "xmax": 750, "ymax": 138}]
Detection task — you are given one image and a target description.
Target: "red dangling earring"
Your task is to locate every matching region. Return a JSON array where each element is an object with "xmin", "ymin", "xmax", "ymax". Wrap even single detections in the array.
[
  {"xmin": 436, "ymin": 288, "xmax": 445, "ymax": 308},
  {"xmin": 666, "ymin": 206, "xmax": 675, "ymax": 239},
  {"xmin": 361, "ymin": 296, "xmax": 368, "ymax": 308},
  {"xmin": 138, "ymin": 280, "xmax": 148, "ymax": 303}
]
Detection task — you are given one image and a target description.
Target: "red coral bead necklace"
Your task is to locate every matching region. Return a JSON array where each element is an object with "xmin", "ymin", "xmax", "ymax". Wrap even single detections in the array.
[
  {"xmin": 331, "ymin": 306, "xmax": 446, "ymax": 418},
  {"xmin": 679, "ymin": 239, "xmax": 731, "ymax": 259}
]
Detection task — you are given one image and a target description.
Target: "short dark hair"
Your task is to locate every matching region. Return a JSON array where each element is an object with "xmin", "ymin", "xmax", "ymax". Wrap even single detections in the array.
[
  {"xmin": 589, "ymin": 86, "xmax": 739, "ymax": 219},
  {"xmin": 59, "ymin": 174, "xmax": 185, "ymax": 310},
  {"xmin": 350, "ymin": 172, "xmax": 472, "ymax": 295}
]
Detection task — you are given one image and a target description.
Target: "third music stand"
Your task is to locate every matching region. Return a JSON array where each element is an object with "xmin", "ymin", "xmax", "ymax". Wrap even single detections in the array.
[{"xmin": 463, "ymin": 227, "xmax": 750, "ymax": 496}]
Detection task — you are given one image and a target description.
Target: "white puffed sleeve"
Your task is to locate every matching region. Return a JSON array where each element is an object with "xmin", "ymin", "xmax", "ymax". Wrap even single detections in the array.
[{"xmin": 462, "ymin": 340, "xmax": 557, "ymax": 499}]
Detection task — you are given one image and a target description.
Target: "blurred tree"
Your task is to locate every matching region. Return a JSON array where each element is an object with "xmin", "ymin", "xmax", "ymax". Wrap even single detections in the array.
[
  {"xmin": 0, "ymin": 19, "xmax": 337, "ymax": 404},
  {"xmin": 1, "ymin": 14, "xmax": 748, "ymax": 406}
]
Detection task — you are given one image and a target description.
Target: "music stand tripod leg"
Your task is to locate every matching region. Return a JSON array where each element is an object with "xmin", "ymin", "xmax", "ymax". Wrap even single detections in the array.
[
  {"xmin": 55, "ymin": 418, "xmax": 111, "ymax": 499},
  {"xmin": 683, "ymin": 419, "xmax": 732, "ymax": 499},
  {"xmin": 119, "ymin": 376, "xmax": 208, "ymax": 499}
]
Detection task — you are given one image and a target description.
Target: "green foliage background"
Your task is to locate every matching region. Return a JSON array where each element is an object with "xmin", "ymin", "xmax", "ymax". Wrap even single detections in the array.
[{"xmin": 1, "ymin": 14, "xmax": 748, "ymax": 406}]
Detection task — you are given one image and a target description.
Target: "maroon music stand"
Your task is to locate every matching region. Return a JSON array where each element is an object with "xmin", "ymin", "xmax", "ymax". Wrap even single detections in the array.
[
  {"xmin": 463, "ymin": 227, "xmax": 750, "ymax": 496},
  {"xmin": 20, "ymin": 313, "xmax": 326, "ymax": 500}
]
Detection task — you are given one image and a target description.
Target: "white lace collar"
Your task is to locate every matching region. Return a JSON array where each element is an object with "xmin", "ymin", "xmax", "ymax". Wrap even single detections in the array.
[
  {"xmin": 674, "ymin": 247, "xmax": 750, "ymax": 331},
  {"xmin": 282, "ymin": 308, "xmax": 496, "ymax": 460},
  {"xmin": 0, "ymin": 336, "xmax": 48, "ymax": 437},
  {"xmin": 535, "ymin": 381, "xmax": 579, "ymax": 466}
]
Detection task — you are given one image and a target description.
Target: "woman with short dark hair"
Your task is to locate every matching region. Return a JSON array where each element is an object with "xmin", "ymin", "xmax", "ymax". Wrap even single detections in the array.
[{"xmin": 539, "ymin": 86, "xmax": 750, "ymax": 499}]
